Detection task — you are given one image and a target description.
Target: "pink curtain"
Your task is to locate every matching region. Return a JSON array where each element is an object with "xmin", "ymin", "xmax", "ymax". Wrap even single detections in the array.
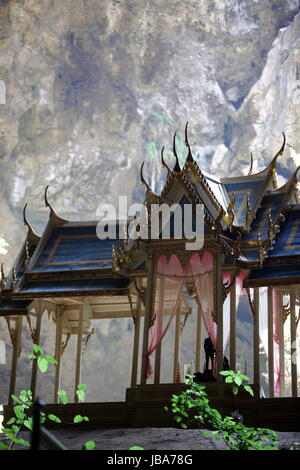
[
  {"xmin": 145, "ymin": 253, "xmax": 249, "ymax": 379},
  {"xmin": 145, "ymin": 255, "xmax": 188, "ymax": 378},
  {"xmin": 145, "ymin": 252, "xmax": 214, "ymax": 379}
]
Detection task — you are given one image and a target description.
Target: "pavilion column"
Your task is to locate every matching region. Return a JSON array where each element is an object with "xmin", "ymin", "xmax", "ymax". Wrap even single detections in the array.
[
  {"xmin": 154, "ymin": 276, "xmax": 165, "ymax": 385},
  {"xmin": 53, "ymin": 305, "xmax": 63, "ymax": 403},
  {"xmin": 195, "ymin": 302, "xmax": 202, "ymax": 373},
  {"xmin": 278, "ymin": 291, "xmax": 285, "ymax": 396},
  {"xmin": 230, "ymin": 274, "xmax": 236, "ymax": 370},
  {"xmin": 268, "ymin": 287, "xmax": 274, "ymax": 398},
  {"xmin": 290, "ymin": 289, "xmax": 297, "ymax": 397},
  {"xmin": 30, "ymin": 302, "xmax": 43, "ymax": 400},
  {"xmin": 141, "ymin": 251, "xmax": 155, "ymax": 385},
  {"xmin": 8, "ymin": 316, "xmax": 23, "ymax": 405},
  {"xmin": 74, "ymin": 304, "xmax": 84, "ymax": 403},
  {"xmin": 216, "ymin": 248, "xmax": 223, "ymax": 382},
  {"xmin": 131, "ymin": 289, "xmax": 142, "ymax": 388},
  {"xmin": 253, "ymin": 288, "xmax": 260, "ymax": 391},
  {"xmin": 173, "ymin": 298, "xmax": 182, "ymax": 383}
]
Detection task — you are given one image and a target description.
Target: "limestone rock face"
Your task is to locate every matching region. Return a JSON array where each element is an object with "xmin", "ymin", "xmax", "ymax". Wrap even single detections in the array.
[
  {"xmin": 0, "ymin": 1, "xmax": 300, "ymax": 402},
  {"xmin": 0, "ymin": 0, "xmax": 300, "ymax": 260}
]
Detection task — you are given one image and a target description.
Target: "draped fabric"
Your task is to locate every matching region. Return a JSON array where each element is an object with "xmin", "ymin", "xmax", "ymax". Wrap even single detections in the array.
[
  {"xmin": 145, "ymin": 252, "xmax": 248, "ymax": 379},
  {"xmin": 258, "ymin": 287, "xmax": 281, "ymax": 396},
  {"xmin": 145, "ymin": 252, "xmax": 213, "ymax": 379}
]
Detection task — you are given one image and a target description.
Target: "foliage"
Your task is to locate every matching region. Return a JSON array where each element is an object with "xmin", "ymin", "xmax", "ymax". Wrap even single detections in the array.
[
  {"xmin": 219, "ymin": 370, "xmax": 254, "ymax": 396},
  {"xmin": 84, "ymin": 440, "xmax": 96, "ymax": 450},
  {"xmin": 0, "ymin": 344, "xmax": 95, "ymax": 450},
  {"xmin": 165, "ymin": 374, "xmax": 279, "ymax": 450},
  {"xmin": 129, "ymin": 446, "xmax": 144, "ymax": 450},
  {"xmin": 28, "ymin": 344, "xmax": 58, "ymax": 373}
]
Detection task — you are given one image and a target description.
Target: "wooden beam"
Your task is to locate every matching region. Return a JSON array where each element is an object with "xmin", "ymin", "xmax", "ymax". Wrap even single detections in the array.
[
  {"xmin": 230, "ymin": 275, "xmax": 236, "ymax": 371},
  {"xmin": 30, "ymin": 301, "xmax": 43, "ymax": 400},
  {"xmin": 195, "ymin": 303, "xmax": 202, "ymax": 373},
  {"xmin": 253, "ymin": 288, "xmax": 260, "ymax": 390},
  {"xmin": 141, "ymin": 252, "xmax": 155, "ymax": 385},
  {"xmin": 131, "ymin": 289, "xmax": 142, "ymax": 388},
  {"xmin": 8, "ymin": 316, "xmax": 23, "ymax": 405},
  {"xmin": 290, "ymin": 289, "xmax": 297, "ymax": 397},
  {"xmin": 173, "ymin": 303, "xmax": 181, "ymax": 382},
  {"xmin": 268, "ymin": 287, "xmax": 274, "ymax": 398},
  {"xmin": 53, "ymin": 305, "xmax": 63, "ymax": 403},
  {"xmin": 74, "ymin": 304, "xmax": 84, "ymax": 402},
  {"xmin": 216, "ymin": 249, "xmax": 223, "ymax": 382}
]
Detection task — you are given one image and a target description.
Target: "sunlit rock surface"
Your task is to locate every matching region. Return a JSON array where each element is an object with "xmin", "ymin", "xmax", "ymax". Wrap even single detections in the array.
[{"xmin": 0, "ymin": 1, "xmax": 300, "ymax": 403}]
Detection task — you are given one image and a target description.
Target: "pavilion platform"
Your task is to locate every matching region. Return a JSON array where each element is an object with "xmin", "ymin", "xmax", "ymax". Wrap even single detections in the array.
[{"xmin": 3, "ymin": 383, "xmax": 300, "ymax": 431}]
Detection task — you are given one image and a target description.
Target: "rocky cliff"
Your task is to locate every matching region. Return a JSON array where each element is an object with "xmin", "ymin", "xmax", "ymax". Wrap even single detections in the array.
[{"xmin": 0, "ymin": 0, "xmax": 300, "ymax": 403}]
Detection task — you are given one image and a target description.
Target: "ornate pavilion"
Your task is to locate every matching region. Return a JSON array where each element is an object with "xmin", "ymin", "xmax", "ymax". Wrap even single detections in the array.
[{"xmin": 0, "ymin": 124, "xmax": 299, "ymax": 428}]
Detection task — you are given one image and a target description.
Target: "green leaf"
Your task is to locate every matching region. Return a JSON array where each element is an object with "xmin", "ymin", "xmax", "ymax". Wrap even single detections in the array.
[
  {"xmin": 38, "ymin": 357, "xmax": 48, "ymax": 373},
  {"xmin": 28, "ymin": 354, "xmax": 36, "ymax": 360},
  {"xmin": 44, "ymin": 355, "xmax": 58, "ymax": 365},
  {"xmin": 84, "ymin": 440, "xmax": 96, "ymax": 450},
  {"xmin": 24, "ymin": 418, "xmax": 33, "ymax": 430},
  {"xmin": 0, "ymin": 441, "xmax": 9, "ymax": 450},
  {"xmin": 244, "ymin": 385, "xmax": 254, "ymax": 397},
  {"xmin": 129, "ymin": 446, "xmax": 144, "ymax": 450},
  {"xmin": 234, "ymin": 376, "xmax": 242, "ymax": 386},
  {"xmin": 48, "ymin": 414, "xmax": 61, "ymax": 423},
  {"xmin": 57, "ymin": 390, "xmax": 68, "ymax": 405},
  {"xmin": 232, "ymin": 386, "xmax": 238, "ymax": 395},
  {"xmin": 83, "ymin": 416, "xmax": 89, "ymax": 422},
  {"xmin": 13, "ymin": 406, "xmax": 25, "ymax": 420},
  {"xmin": 163, "ymin": 406, "xmax": 168, "ymax": 411},
  {"xmin": 74, "ymin": 415, "xmax": 84, "ymax": 423},
  {"xmin": 76, "ymin": 390, "xmax": 85, "ymax": 402},
  {"xmin": 219, "ymin": 371, "xmax": 232, "ymax": 376},
  {"xmin": 77, "ymin": 384, "xmax": 87, "ymax": 391},
  {"xmin": 225, "ymin": 376, "xmax": 234, "ymax": 383},
  {"xmin": 6, "ymin": 417, "xmax": 16, "ymax": 425},
  {"xmin": 33, "ymin": 344, "xmax": 43, "ymax": 356}
]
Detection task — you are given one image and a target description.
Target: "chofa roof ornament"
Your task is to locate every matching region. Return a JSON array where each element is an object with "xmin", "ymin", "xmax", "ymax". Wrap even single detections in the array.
[
  {"xmin": 160, "ymin": 145, "xmax": 173, "ymax": 177},
  {"xmin": 44, "ymin": 185, "xmax": 67, "ymax": 225},
  {"xmin": 184, "ymin": 121, "xmax": 194, "ymax": 164},
  {"xmin": 172, "ymin": 132, "xmax": 181, "ymax": 173}
]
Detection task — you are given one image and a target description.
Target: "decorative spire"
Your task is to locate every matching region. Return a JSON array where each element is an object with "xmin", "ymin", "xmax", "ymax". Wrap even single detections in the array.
[
  {"xmin": 160, "ymin": 146, "xmax": 173, "ymax": 177},
  {"xmin": 23, "ymin": 203, "xmax": 39, "ymax": 238},
  {"xmin": 172, "ymin": 132, "xmax": 181, "ymax": 173},
  {"xmin": 269, "ymin": 132, "xmax": 286, "ymax": 172},
  {"xmin": 140, "ymin": 162, "xmax": 158, "ymax": 197},
  {"xmin": 185, "ymin": 121, "xmax": 194, "ymax": 164},
  {"xmin": 248, "ymin": 153, "xmax": 253, "ymax": 176},
  {"xmin": 44, "ymin": 186, "xmax": 67, "ymax": 225}
]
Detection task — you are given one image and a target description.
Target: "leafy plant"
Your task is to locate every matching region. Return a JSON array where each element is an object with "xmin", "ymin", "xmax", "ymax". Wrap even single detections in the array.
[
  {"xmin": 0, "ymin": 344, "xmax": 95, "ymax": 450},
  {"xmin": 165, "ymin": 374, "xmax": 279, "ymax": 450},
  {"xmin": 219, "ymin": 370, "xmax": 254, "ymax": 396},
  {"xmin": 28, "ymin": 344, "xmax": 58, "ymax": 373}
]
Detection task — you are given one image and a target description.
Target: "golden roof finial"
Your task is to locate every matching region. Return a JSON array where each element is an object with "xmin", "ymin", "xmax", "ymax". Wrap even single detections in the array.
[
  {"xmin": 172, "ymin": 131, "xmax": 181, "ymax": 173},
  {"xmin": 248, "ymin": 153, "xmax": 253, "ymax": 176},
  {"xmin": 185, "ymin": 121, "xmax": 194, "ymax": 164},
  {"xmin": 160, "ymin": 146, "xmax": 173, "ymax": 177},
  {"xmin": 269, "ymin": 132, "xmax": 286, "ymax": 172}
]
